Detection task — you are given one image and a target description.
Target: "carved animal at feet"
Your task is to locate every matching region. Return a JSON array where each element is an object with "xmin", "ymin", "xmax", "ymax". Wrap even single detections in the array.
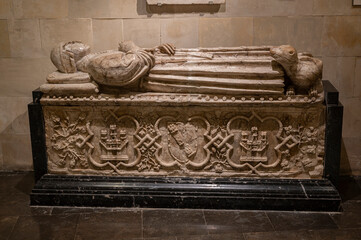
[{"xmin": 270, "ymin": 45, "xmax": 323, "ymax": 96}]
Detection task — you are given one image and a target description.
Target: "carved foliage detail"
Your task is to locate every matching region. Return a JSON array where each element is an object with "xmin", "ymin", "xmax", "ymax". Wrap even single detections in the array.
[
  {"xmin": 49, "ymin": 113, "xmax": 94, "ymax": 169},
  {"xmin": 46, "ymin": 108, "xmax": 325, "ymax": 178}
]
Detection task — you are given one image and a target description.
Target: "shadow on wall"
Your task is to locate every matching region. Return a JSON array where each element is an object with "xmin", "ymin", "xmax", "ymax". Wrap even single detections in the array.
[
  {"xmin": 137, "ymin": 0, "xmax": 225, "ymax": 15},
  {"xmin": 0, "ymin": 111, "xmax": 33, "ymax": 171}
]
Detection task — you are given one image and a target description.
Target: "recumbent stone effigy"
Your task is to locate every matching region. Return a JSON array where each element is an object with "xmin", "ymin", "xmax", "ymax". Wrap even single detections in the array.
[{"xmin": 39, "ymin": 40, "xmax": 325, "ymax": 179}]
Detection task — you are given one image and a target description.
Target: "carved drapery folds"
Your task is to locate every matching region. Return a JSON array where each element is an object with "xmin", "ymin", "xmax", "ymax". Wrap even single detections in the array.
[{"xmin": 44, "ymin": 104, "xmax": 325, "ymax": 179}]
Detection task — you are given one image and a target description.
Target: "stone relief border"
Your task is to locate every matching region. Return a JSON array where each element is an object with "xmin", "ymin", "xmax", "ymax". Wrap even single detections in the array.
[{"xmin": 45, "ymin": 107, "xmax": 325, "ymax": 179}]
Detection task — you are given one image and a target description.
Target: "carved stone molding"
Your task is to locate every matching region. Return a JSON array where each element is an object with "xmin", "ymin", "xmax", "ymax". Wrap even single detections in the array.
[{"xmin": 44, "ymin": 104, "xmax": 325, "ymax": 179}]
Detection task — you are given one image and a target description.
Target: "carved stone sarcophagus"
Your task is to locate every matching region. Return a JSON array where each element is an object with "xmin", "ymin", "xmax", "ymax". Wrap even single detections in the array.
[{"xmin": 29, "ymin": 41, "xmax": 342, "ymax": 211}]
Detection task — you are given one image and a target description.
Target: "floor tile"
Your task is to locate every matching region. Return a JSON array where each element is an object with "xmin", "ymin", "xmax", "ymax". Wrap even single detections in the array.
[
  {"xmin": 51, "ymin": 206, "xmax": 113, "ymax": 215},
  {"xmin": 143, "ymin": 209, "xmax": 207, "ymax": 238},
  {"xmin": 8, "ymin": 214, "xmax": 78, "ymax": 240},
  {"xmin": 75, "ymin": 210, "xmax": 142, "ymax": 240},
  {"xmin": 338, "ymin": 176, "xmax": 361, "ymax": 201},
  {"xmin": 266, "ymin": 212, "xmax": 338, "ymax": 231},
  {"xmin": 244, "ymin": 230, "xmax": 314, "ymax": 240},
  {"xmin": 341, "ymin": 200, "xmax": 361, "ymax": 212},
  {"xmin": 0, "ymin": 193, "xmax": 31, "ymax": 216},
  {"xmin": 0, "ymin": 172, "xmax": 34, "ymax": 195},
  {"xmin": 309, "ymin": 228, "xmax": 361, "ymax": 240},
  {"xmin": 204, "ymin": 210, "xmax": 274, "ymax": 234},
  {"xmin": 178, "ymin": 233, "xmax": 245, "ymax": 240},
  {"xmin": 330, "ymin": 211, "xmax": 361, "ymax": 228},
  {"xmin": 0, "ymin": 216, "xmax": 18, "ymax": 240}
]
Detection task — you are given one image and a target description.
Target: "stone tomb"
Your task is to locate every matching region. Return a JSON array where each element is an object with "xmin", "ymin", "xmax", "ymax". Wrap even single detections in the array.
[{"xmin": 29, "ymin": 42, "xmax": 342, "ymax": 211}]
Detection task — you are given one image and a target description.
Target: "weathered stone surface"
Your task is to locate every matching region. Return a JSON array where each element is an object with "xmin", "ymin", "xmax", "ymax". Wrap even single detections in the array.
[
  {"xmin": 225, "ymin": 0, "xmax": 299, "ymax": 17},
  {"xmin": 92, "ymin": 19, "xmax": 123, "ymax": 52},
  {"xmin": 39, "ymin": 19, "xmax": 93, "ymax": 53},
  {"xmin": 354, "ymin": 58, "xmax": 361, "ymax": 98},
  {"xmin": 0, "ymin": 58, "xmax": 55, "ymax": 97},
  {"xmin": 253, "ymin": 17, "xmax": 289, "ymax": 46},
  {"xmin": 342, "ymin": 137, "xmax": 361, "ymax": 176},
  {"xmin": 322, "ymin": 16, "xmax": 361, "ymax": 56},
  {"xmin": 0, "ymin": 97, "xmax": 32, "ymax": 134},
  {"xmin": 47, "ymin": 71, "xmax": 91, "ymax": 84},
  {"xmin": 147, "ymin": 0, "xmax": 225, "ymax": 4},
  {"xmin": 123, "ymin": 19, "xmax": 160, "ymax": 48},
  {"xmin": 322, "ymin": 57, "xmax": 338, "ymax": 88},
  {"xmin": 313, "ymin": 0, "xmax": 361, "ymax": 15},
  {"xmin": 0, "ymin": 0, "xmax": 11, "ymax": 19},
  {"xmin": 43, "ymin": 100, "xmax": 325, "ymax": 179},
  {"xmin": 40, "ymin": 83, "xmax": 99, "ymax": 96},
  {"xmin": 199, "ymin": 17, "xmax": 253, "ymax": 47},
  {"xmin": 160, "ymin": 18, "xmax": 198, "ymax": 48},
  {"xmin": 342, "ymin": 98, "xmax": 361, "ymax": 138},
  {"xmin": 1, "ymin": 133, "xmax": 32, "ymax": 170},
  {"xmin": 13, "ymin": 0, "xmax": 68, "ymax": 19},
  {"xmin": 0, "ymin": 20, "xmax": 10, "ymax": 57},
  {"xmin": 8, "ymin": 19, "xmax": 44, "ymax": 58},
  {"xmin": 287, "ymin": 17, "xmax": 324, "ymax": 56},
  {"xmin": 69, "ymin": 0, "xmax": 139, "ymax": 18},
  {"xmin": 336, "ymin": 57, "xmax": 356, "ymax": 98}
]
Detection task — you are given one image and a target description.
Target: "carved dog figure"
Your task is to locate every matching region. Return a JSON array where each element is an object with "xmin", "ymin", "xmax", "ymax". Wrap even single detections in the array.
[{"xmin": 270, "ymin": 45, "xmax": 323, "ymax": 96}]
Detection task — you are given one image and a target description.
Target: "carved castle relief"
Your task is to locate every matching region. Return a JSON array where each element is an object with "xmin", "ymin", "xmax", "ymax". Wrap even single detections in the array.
[{"xmin": 44, "ymin": 105, "xmax": 325, "ymax": 179}]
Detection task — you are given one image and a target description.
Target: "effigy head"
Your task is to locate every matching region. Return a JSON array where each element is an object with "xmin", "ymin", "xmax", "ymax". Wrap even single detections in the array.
[
  {"xmin": 50, "ymin": 41, "xmax": 90, "ymax": 73},
  {"xmin": 270, "ymin": 45, "xmax": 298, "ymax": 68}
]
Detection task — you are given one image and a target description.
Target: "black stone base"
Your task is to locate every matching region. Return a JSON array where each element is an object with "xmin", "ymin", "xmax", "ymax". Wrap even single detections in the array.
[{"xmin": 31, "ymin": 175, "xmax": 341, "ymax": 211}]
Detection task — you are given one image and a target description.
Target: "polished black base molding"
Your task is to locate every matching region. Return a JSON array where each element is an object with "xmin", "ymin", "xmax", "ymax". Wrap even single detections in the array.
[{"xmin": 31, "ymin": 175, "xmax": 341, "ymax": 211}]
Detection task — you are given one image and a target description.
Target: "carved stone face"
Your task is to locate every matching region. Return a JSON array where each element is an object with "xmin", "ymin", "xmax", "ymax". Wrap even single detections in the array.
[{"xmin": 270, "ymin": 45, "xmax": 298, "ymax": 68}]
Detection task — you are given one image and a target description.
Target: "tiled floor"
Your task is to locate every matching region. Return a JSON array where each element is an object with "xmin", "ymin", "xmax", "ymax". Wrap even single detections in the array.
[{"xmin": 0, "ymin": 172, "xmax": 361, "ymax": 240}]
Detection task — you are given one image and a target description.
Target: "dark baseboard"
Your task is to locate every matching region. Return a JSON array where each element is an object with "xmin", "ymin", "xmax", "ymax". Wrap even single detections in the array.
[{"xmin": 31, "ymin": 175, "xmax": 341, "ymax": 211}]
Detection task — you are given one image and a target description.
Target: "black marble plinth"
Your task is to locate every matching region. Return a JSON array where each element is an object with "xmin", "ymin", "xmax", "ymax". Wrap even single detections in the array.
[{"xmin": 31, "ymin": 175, "xmax": 341, "ymax": 211}]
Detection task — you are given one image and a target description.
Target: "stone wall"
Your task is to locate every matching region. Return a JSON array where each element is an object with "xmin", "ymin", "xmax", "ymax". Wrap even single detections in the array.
[{"xmin": 0, "ymin": 0, "xmax": 360, "ymax": 175}]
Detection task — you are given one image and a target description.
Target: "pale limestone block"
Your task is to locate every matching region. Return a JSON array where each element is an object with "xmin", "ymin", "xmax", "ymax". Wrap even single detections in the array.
[
  {"xmin": 13, "ymin": 0, "xmax": 68, "ymax": 19},
  {"xmin": 147, "ymin": 0, "xmax": 225, "ymax": 4},
  {"xmin": 0, "ymin": 133, "xmax": 33, "ymax": 170},
  {"xmin": 322, "ymin": 57, "xmax": 338, "ymax": 88},
  {"xmin": 0, "ymin": 20, "xmax": 10, "ymax": 57},
  {"xmin": 0, "ymin": 144, "xmax": 2, "ymax": 170},
  {"xmin": 322, "ymin": 16, "xmax": 361, "ymax": 56},
  {"xmin": 92, "ymin": 19, "xmax": 123, "ymax": 52},
  {"xmin": 294, "ymin": 0, "xmax": 314, "ymax": 16},
  {"xmin": 69, "ymin": 0, "xmax": 139, "ymax": 18},
  {"xmin": 313, "ymin": 0, "xmax": 361, "ymax": 15},
  {"xmin": 287, "ymin": 17, "xmax": 323, "ymax": 56},
  {"xmin": 0, "ymin": 97, "xmax": 31, "ymax": 134},
  {"xmin": 160, "ymin": 18, "xmax": 199, "ymax": 48},
  {"xmin": 342, "ymin": 137, "xmax": 361, "ymax": 176},
  {"xmin": 0, "ymin": 0, "xmax": 11, "ymax": 19},
  {"xmin": 253, "ymin": 17, "xmax": 289, "ymax": 46},
  {"xmin": 223, "ymin": 0, "xmax": 258, "ymax": 16},
  {"xmin": 199, "ymin": 17, "xmax": 253, "ymax": 47},
  {"xmin": 336, "ymin": 57, "xmax": 356, "ymax": 98},
  {"xmin": 225, "ymin": 0, "xmax": 297, "ymax": 17},
  {"xmin": 123, "ymin": 19, "xmax": 160, "ymax": 48},
  {"xmin": 341, "ymin": 98, "xmax": 361, "ymax": 138},
  {"xmin": 354, "ymin": 58, "xmax": 361, "ymax": 98},
  {"xmin": 40, "ymin": 19, "xmax": 93, "ymax": 53},
  {"xmin": 8, "ymin": 19, "xmax": 44, "ymax": 58},
  {"xmin": 0, "ymin": 58, "xmax": 55, "ymax": 97}
]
